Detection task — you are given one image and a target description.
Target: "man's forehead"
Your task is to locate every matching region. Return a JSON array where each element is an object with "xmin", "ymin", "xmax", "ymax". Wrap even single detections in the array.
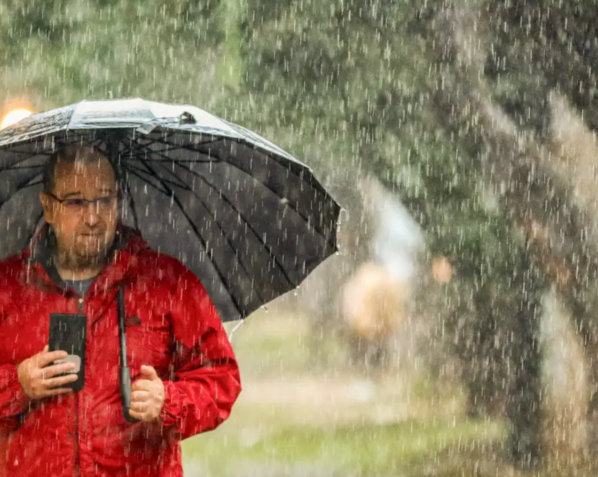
[{"xmin": 53, "ymin": 156, "xmax": 116, "ymax": 191}]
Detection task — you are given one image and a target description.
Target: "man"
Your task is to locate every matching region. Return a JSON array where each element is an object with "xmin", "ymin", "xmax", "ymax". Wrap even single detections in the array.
[{"xmin": 0, "ymin": 145, "xmax": 242, "ymax": 476}]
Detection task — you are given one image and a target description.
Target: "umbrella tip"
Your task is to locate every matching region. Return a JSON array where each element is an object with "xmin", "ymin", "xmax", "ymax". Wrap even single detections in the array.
[{"xmin": 179, "ymin": 112, "xmax": 196, "ymax": 125}]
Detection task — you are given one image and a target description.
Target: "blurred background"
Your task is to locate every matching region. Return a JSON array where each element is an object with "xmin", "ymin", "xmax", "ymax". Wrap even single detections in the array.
[{"xmin": 3, "ymin": 1, "xmax": 598, "ymax": 475}]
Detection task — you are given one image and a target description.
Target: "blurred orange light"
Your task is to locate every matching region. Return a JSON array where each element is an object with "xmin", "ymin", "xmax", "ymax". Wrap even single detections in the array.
[
  {"xmin": 433, "ymin": 256, "xmax": 453, "ymax": 283},
  {"xmin": 1, "ymin": 108, "xmax": 33, "ymax": 129}
]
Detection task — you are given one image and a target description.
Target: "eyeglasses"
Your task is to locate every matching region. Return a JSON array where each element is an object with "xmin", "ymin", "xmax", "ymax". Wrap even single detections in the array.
[{"xmin": 46, "ymin": 192, "xmax": 118, "ymax": 214}]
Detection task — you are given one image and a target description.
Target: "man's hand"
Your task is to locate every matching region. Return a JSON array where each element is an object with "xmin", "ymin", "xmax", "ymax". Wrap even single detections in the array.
[
  {"xmin": 17, "ymin": 346, "xmax": 77, "ymax": 400},
  {"xmin": 130, "ymin": 365, "xmax": 165, "ymax": 422}
]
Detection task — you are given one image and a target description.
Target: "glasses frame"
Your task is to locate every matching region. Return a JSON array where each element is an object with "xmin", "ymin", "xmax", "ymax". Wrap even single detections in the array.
[{"xmin": 46, "ymin": 192, "xmax": 119, "ymax": 214}]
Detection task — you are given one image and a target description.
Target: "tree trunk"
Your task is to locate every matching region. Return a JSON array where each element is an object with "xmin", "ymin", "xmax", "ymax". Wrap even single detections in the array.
[{"xmin": 505, "ymin": 248, "xmax": 544, "ymax": 469}]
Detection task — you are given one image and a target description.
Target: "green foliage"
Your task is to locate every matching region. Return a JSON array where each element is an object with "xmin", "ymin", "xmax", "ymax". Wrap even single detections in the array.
[
  {"xmin": 238, "ymin": 0, "xmax": 522, "ymax": 283},
  {"xmin": 0, "ymin": 0, "xmax": 232, "ymax": 109}
]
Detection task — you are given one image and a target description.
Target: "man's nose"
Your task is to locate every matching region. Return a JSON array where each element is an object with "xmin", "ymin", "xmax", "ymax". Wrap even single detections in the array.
[{"xmin": 82, "ymin": 206, "xmax": 101, "ymax": 226}]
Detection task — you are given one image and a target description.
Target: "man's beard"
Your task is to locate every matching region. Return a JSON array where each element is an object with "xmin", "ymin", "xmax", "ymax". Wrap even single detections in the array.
[
  {"xmin": 59, "ymin": 235, "xmax": 113, "ymax": 271},
  {"xmin": 72, "ymin": 247, "xmax": 110, "ymax": 269}
]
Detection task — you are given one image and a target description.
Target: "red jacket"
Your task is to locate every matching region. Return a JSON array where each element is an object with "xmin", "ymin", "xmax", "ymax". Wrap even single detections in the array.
[{"xmin": 0, "ymin": 226, "xmax": 242, "ymax": 476}]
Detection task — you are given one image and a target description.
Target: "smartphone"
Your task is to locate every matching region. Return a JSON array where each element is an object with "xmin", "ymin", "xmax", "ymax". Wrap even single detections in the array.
[{"xmin": 48, "ymin": 313, "xmax": 87, "ymax": 391}]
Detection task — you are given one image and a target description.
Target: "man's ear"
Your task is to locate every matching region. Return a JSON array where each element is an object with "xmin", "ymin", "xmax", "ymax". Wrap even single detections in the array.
[{"xmin": 40, "ymin": 193, "xmax": 54, "ymax": 224}]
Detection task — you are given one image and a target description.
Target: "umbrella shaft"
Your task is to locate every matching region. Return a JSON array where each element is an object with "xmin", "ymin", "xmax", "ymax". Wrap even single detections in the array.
[
  {"xmin": 117, "ymin": 287, "xmax": 127, "ymax": 366},
  {"xmin": 117, "ymin": 287, "xmax": 136, "ymax": 423}
]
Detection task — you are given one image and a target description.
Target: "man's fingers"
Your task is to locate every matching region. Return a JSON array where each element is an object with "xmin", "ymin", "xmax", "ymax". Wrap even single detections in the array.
[
  {"xmin": 36, "ymin": 350, "xmax": 69, "ymax": 369},
  {"xmin": 132, "ymin": 379, "xmax": 152, "ymax": 392},
  {"xmin": 130, "ymin": 401, "xmax": 149, "ymax": 413},
  {"xmin": 140, "ymin": 365, "xmax": 159, "ymax": 381},
  {"xmin": 131, "ymin": 391, "xmax": 149, "ymax": 402},
  {"xmin": 43, "ymin": 374, "xmax": 78, "ymax": 389},
  {"xmin": 128, "ymin": 409, "xmax": 144, "ymax": 421},
  {"xmin": 43, "ymin": 387, "xmax": 74, "ymax": 397},
  {"xmin": 38, "ymin": 362, "xmax": 76, "ymax": 380}
]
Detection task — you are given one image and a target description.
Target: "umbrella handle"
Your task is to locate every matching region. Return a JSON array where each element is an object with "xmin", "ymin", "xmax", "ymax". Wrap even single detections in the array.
[
  {"xmin": 120, "ymin": 366, "xmax": 137, "ymax": 423},
  {"xmin": 118, "ymin": 287, "xmax": 139, "ymax": 424}
]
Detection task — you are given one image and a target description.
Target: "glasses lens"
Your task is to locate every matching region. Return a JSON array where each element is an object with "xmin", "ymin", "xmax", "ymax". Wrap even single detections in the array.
[
  {"xmin": 97, "ymin": 197, "xmax": 116, "ymax": 210},
  {"xmin": 65, "ymin": 199, "xmax": 86, "ymax": 209},
  {"xmin": 57, "ymin": 196, "xmax": 116, "ymax": 213}
]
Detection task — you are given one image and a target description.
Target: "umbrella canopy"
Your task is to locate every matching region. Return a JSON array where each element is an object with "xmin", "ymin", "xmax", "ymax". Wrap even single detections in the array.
[{"xmin": 0, "ymin": 98, "xmax": 340, "ymax": 322}]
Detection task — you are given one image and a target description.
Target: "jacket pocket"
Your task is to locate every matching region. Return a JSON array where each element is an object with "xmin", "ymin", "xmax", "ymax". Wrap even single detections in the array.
[{"xmin": 125, "ymin": 312, "xmax": 173, "ymax": 378}]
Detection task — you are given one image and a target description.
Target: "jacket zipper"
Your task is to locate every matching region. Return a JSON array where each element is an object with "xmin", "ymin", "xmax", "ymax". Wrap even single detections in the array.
[{"xmin": 74, "ymin": 296, "xmax": 84, "ymax": 477}]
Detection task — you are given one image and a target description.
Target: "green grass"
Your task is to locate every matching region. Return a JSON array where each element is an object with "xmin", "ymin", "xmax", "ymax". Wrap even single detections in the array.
[
  {"xmin": 179, "ymin": 310, "xmax": 511, "ymax": 476},
  {"xmin": 178, "ymin": 307, "xmax": 598, "ymax": 476},
  {"xmin": 224, "ymin": 309, "xmax": 313, "ymax": 378},
  {"xmin": 181, "ymin": 311, "xmax": 511, "ymax": 476},
  {"xmin": 182, "ymin": 417, "xmax": 506, "ymax": 476}
]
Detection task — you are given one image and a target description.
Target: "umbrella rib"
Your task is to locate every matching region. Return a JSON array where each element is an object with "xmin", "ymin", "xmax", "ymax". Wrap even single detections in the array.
[
  {"xmin": 0, "ymin": 174, "xmax": 43, "ymax": 212},
  {"xmin": 125, "ymin": 136, "xmax": 319, "ymax": 232},
  {"xmin": 94, "ymin": 138, "xmax": 112, "ymax": 158},
  {"xmin": 120, "ymin": 135, "xmax": 220, "ymax": 165},
  {"xmin": 168, "ymin": 160, "xmax": 297, "ymax": 287},
  {"xmin": 124, "ymin": 169, "xmax": 174, "ymax": 198},
  {"xmin": 24, "ymin": 210, "xmax": 45, "ymax": 247},
  {"xmin": 191, "ymin": 143, "xmax": 335, "ymax": 245},
  {"xmin": 22, "ymin": 179, "xmax": 43, "ymax": 187},
  {"xmin": 124, "ymin": 141, "xmax": 330, "ymax": 283},
  {"xmin": 0, "ymin": 165, "xmax": 45, "ymax": 170},
  {"xmin": 154, "ymin": 159, "xmax": 296, "ymax": 287},
  {"xmin": 0, "ymin": 134, "xmax": 98, "ymax": 173},
  {"xmin": 123, "ymin": 139, "xmax": 214, "ymax": 191},
  {"xmin": 124, "ymin": 163, "xmax": 189, "ymax": 191},
  {"xmin": 121, "ymin": 174, "xmax": 140, "ymax": 231},
  {"xmin": 139, "ymin": 127, "xmax": 223, "ymax": 150},
  {"xmin": 127, "ymin": 140, "xmax": 330, "ymax": 243},
  {"xmin": 151, "ymin": 138, "xmax": 224, "ymax": 158},
  {"xmin": 0, "ymin": 154, "xmax": 49, "ymax": 172},
  {"xmin": 204, "ymin": 134, "xmax": 330, "ymax": 197},
  {"xmin": 140, "ymin": 159, "xmax": 264, "ymax": 311},
  {"xmin": 137, "ymin": 159, "xmax": 218, "ymax": 163},
  {"xmin": 117, "ymin": 131, "xmax": 178, "ymax": 158},
  {"xmin": 127, "ymin": 142, "xmax": 218, "ymax": 157},
  {"xmin": 0, "ymin": 148, "xmax": 48, "ymax": 155},
  {"xmin": 88, "ymin": 137, "xmax": 108, "ymax": 153},
  {"xmin": 124, "ymin": 141, "xmax": 297, "ymax": 287},
  {"xmin": 0, "ymin": 131, "xmax": 95, "ymax": 150},
  {"xmin": 123, "ymin": 137, "xmax": 221, "ymax": 168},
  {"xmin": 134, "ymin": 158, "xmax": 257, "ymax": 314},
  {"xmin": 118, "ymin": 132, "xmax": 334, "ymax": 248},
  {"xmin": 138, "ymin": 155, "xmax": 268, "ymax": 292}
]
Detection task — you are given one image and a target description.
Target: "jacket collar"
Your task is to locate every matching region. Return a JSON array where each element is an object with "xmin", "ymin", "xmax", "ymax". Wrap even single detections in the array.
[{"xmin": 25, "ymin": 222, "xmax": 147, "ymax": 294}]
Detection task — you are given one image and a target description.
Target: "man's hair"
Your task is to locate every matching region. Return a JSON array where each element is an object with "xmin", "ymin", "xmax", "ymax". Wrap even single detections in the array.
[{"xmin": 43, "ymin": 145, "xmax": 118, "ymax": 194}]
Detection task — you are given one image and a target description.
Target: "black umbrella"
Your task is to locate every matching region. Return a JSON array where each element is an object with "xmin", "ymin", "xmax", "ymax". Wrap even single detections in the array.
[{"xmin": 0, "ymin": 98, "xmax": 341, "ymax": 421}]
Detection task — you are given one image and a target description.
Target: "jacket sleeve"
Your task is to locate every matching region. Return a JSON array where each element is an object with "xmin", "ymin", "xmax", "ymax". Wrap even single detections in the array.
[
  {"xmin": 0, "ymin": 275, "xmax": 29, "ymax": 428},
  {"xmin": 0, "ymin": 366, "xmax": 23, "ymax": 477},
  {"xmin": 0, "ymin": 365, "xmax": 28, "ymax": 421},
  {"xmin": 159, "ymin": 264, "xmax": 242, "ymax": 439}
]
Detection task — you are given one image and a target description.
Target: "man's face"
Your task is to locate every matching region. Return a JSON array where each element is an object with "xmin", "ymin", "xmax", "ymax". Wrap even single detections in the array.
[{"xmin": 41, "ymin": 152, "xmax": 118, "ymax": 268}]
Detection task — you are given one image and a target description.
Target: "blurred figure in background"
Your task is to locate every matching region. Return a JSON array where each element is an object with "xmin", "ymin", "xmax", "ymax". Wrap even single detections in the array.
[
  {"xmin": 338, "ymin": 177, "xmax": 423, "ymax": 370},
  {"xmin": 340, "ymin": 261, "xmax": 409, "ymax": 368},
  {"xmin": 296, "ymin": 175, "xmax": 424, "ymax": 371}
]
